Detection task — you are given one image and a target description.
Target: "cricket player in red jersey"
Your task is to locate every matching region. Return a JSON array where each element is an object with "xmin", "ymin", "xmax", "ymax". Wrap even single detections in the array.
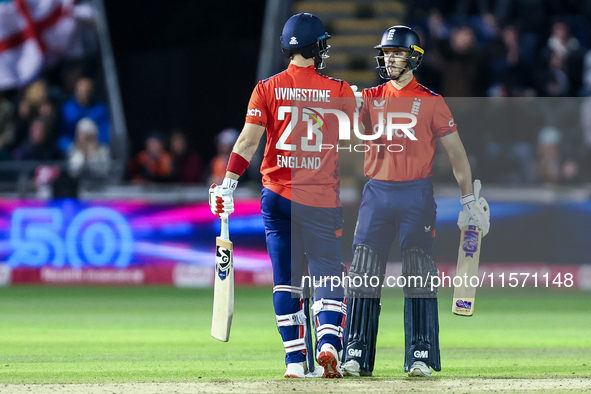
[
  {"xmin": 209, "ymin": 13, "xmax": 356, "ymax": 378},
  {"xmin": 341, "ymin": 26, "xmax": 490, "ymax": 377}
]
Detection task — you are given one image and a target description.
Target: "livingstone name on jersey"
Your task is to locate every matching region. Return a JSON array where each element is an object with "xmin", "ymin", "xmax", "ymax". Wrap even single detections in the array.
[
  {"xmin": 277, "ymin": 155, "xmax": 322, "ymax": 169},
  {"xmin": 274, "ymin": 88, "xmax": 331, "ymax": 102}
]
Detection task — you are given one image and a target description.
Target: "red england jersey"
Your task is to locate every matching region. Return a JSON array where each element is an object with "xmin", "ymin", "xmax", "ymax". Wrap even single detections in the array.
[
  {"xmin": 245, "ymin": 64, "xmax": 355, "ymax": 208},
  {"xmin": 359, "ymin": 78, "xmax": 457, "ymax": 181}
]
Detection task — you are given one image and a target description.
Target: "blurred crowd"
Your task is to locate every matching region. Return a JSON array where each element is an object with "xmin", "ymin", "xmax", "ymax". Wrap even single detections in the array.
[
  {"xmin": 0, "ymin": 73, "xmax": 113, "ymax": 186},
  {"xmin": 1, "ymin": 0, "xmax": 591, "ymax": 193},
  {"xmin": 0, "ymin": 68, "xmax": 242, "ymax": 191},
  {"xmin": 0, "ymin": 0, "xmax": 114, "ymax": 196},
  {"xmin": 408, "ymin": 0, "xmax": 591, "ymax": 97},
  {"xmin": 127, "ymin": 127, "xmax": 242, "ymax": 186},
  {"xmin": 407, "ymin": 0, "xmax": 591, "ymax": 183}
]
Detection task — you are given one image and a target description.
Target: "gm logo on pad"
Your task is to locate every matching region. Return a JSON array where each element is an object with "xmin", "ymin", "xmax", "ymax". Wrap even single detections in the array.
[{"xmin": 348, "ymin": 348, "xmax": 362, "ymax": 357}]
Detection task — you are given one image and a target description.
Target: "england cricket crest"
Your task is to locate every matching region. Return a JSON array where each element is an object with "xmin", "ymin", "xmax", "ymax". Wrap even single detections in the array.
[
  {"xmin": 216, "ymin": 246, "xmax": 232, "ymax": 280},
  {"xmin": 411, "ymin": 98, "xmax": 421, "ymax": 115}
]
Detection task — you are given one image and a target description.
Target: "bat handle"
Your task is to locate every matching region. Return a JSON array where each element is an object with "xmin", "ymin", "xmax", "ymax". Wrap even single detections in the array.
[
  {"xmin": 473, "ymin": 179, "xmax": 481, "ymax": 200},
  {"xmin": 220, "ymin": 216, "xmax": 230, "ymax": 241}
]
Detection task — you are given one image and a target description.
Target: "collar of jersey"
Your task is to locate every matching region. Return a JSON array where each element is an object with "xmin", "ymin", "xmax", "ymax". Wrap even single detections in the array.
[
  {"xmin": 287, "ymin": 63, "xmax": 316, "ymax": 72},
  {"xmin": 386, "ymin": 77, "xmax": 418, "ymax": 95}
]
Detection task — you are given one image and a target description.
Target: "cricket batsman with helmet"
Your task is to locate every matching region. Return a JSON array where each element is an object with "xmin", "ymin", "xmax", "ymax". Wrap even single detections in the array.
[
  {"xmin": 341, "ymin": 26, "xmax": 490, "ymax": 377},
  {"xmin": 209, "ymin": 13, "xmax": 356, "ymax": 378}
]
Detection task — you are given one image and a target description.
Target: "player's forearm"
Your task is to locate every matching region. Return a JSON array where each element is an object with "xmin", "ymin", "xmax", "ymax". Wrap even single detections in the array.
[
  {"xmin": 232, "ymin": 136, "xmax": 258, "ymax": 164},
  {"xmin": 449, "ymin": 153, "xmax": 473, "ymax": 195},
  {"xmin": 224, "ymin": 123, "xmax": 265, "ymax": 180},
  {"xmin": 440, "ymin": 132, "xmax": 473, "ymax": 195}
]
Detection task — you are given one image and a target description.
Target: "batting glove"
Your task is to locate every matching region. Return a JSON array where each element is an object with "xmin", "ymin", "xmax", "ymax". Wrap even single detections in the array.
[
  {"xmin": 351, "ymin": 85, "xmax": 364, "ymax": 113},
  {"xmin": 209, "ymin": 177, "xmax": 237, "ymax": 218},
  {"xmin": 457, "ymin": 180, "xmax": 490, "ymax": 237}
]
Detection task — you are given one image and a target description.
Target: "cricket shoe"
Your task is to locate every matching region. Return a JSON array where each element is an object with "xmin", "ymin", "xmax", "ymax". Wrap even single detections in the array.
[
  {"xmin": 408, "ymin": 361, "xmax": 432, "ymax": 377},
  {"xmin": 284, "ymin": 361, "xmax": 307, "ymax": 378},
  {"xmin": 341, "ymin": 359, "xmax": 372, "ymax": 377},
  {"xmin": 341, "ymin": 359, "xmax": 360, "ymax": 377},
  {"xmin": 317, "ymin": 344, "xmax": 343, "ymax": 378}
]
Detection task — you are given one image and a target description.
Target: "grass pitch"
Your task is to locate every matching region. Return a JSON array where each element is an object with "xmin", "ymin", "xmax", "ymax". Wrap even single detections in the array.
[{"xmin": 0, "ymin": 286, "xmax": 589, "ymax": 387}]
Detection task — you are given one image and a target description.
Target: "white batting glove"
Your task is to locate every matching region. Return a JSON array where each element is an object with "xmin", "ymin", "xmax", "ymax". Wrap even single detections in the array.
[
  {"xmin": 457, "ymin": 179, "xmax": 490, "ymax": 237},
  {"xmin": 209, "ymin": 177, "xmax": 237, "ymax": 218},
  {"xmin": 351, "ymin": 85, "xmax": 364, "ymax": 113}
]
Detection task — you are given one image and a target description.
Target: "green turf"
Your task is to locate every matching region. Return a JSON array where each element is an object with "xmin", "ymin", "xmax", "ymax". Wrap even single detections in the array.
[{"xmin": 0, "ymin": 286, "xmax": 589, "ymax": 383}]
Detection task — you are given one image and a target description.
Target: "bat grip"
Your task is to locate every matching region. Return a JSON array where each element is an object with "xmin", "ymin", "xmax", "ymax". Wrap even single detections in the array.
[
  {"xmin": 473, "ymin": 179, "xmax": 481, "ymax": 200},
  {"xmin": 220, "ymin": 216, "xmax": 229, "ymax": 241}
]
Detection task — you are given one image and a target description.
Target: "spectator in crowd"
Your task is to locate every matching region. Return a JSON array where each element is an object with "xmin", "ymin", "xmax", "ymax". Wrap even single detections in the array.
[
  {"xmin": 535, "ymin": 52, "xmax": 571, "ymax": 97},
  {"xmin": 169, "ymin": 130, "xmax": 203, "ymax": 184},
  {"xmin": 580, "ymin": 98, "xmax": 591, "ymax": 182},
  {"xmin": 437, "ymin": 25, "xmax": 490, "ymax": 96},
  {"xmin": 539, "ymin": 97, "xmax": 586, "ymax": 184},
  {"xmin": 208, "ymin": 128, "xmax": 238, "ymax": 185},
  {"xmin": 14, "ymin": 118, "xmax": 62, "ymax": 162},
  {"xmin": 413, "ymin": 25, "xmax": 444, "ymax": 92},
  {"xmin": 581, "ymin": 50, "xmax": 591, "ymax": 96},
  {"xmin": 494, "ymin": 0, "xmax": 547, "ymax": 55},
  {"xmin": 426, "ymin": 8, "xmax": 450, "ymax": 40},
  {"xmin": 0, "ymin": 90, "xmax": 15, "ymax": 161},
  {"xmin": 14, "ymin": 80, "xmax": 57, "ymax": 149},
  {"xmin": 489, "ymin": 25, "xmax": 529, "ymax": 96},
  {"xmin": 544, "ymin": 20, "xmax": 584, "ymax": 96},
  {"xmin": 547, "ymin": 21, "xmax": 580, "ymax": 59},
  {"xmin": 129, "ymin": 130, "xmax": 172, "ymax": 184},
  {"xmin": 454, "ymin": 0, "xmax": 492, "ymax": 20},
  {"xmin": 34, "ymin": 164, "xmax": 62, "ymax": 199},
  {"xmin": 67, "ymin": 118, "xmax": 110, "ymax": 180},
  {"xmin": 482, "ymin": 97, "xmax": 542, "ymax": 184},
  {"xmin": 59, "ymin": 76, "xmax": 109, "ymax": 152},
  {"xmin": 537, "ymin": 126, "xmax": 562, "ymax": 183}
]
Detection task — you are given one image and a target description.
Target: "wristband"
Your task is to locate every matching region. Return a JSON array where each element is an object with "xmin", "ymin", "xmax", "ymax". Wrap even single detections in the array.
[
  {"xmin": 222, "ymin": 177, "xmax": 238, "ymax": 190},
  {"xmin": 227, "ymin": 152, "xmax": 249, "ymax": 176}
]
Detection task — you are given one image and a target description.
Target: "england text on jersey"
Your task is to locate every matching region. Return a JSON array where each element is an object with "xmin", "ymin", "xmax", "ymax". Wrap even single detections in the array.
[{"xmin": 277, "ymin": 155, "xmax": 322, "ymax": 169}]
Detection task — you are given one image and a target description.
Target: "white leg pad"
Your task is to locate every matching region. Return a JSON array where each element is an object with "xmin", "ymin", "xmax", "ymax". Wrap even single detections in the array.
[
  {"xmin": 316, "ymin": 324, "xmax": 343, "ymax": 339},
  {"xmin": 276, "ymin": 309, "xmax": 307, "ymax": 327},
  {"xmin": 283, "ymin": 338, "xmax": 307, "ymax": 353},
  {"xmin": 312, "ymin": 299, "xmax": 347, "ymax": 316},
  {"xmin": 273, "ymin": 285, "xmax": 303, "ymax": 296}
]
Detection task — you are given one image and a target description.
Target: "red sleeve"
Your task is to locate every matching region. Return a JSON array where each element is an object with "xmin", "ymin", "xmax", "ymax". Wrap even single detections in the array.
[
  {"xmin": 245, "ymin": 81, "xmax": 268, "ymax": 128},
  {"xmin": 360, "ymin": 89, "xmax": 370, "ymax": 124},
  {"xmin": 339, "ymin": 81, "xmax": 356, "ymax": 116},
  {"xmin": 431, "ymin": 96, "xmax": 458, "ymax": 138}
]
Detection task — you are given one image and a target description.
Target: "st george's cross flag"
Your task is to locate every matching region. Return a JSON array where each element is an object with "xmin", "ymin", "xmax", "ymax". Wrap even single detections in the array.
[{"xmin": 0, "ymin": 0, "xmax": 76, "ymax": 89}]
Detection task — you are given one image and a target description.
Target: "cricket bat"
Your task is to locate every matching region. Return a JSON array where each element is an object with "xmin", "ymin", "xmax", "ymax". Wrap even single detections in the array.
[
  {"xmin": 452, "ymin": 180, "xmax": 483, "ymax": 317},
  {"xmin": 211, "ymin": 216, "xmax": 234, "ymax": 341}
]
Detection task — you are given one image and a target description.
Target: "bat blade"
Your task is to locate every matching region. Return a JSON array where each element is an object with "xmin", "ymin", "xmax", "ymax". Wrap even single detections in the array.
[
  {"xmin": 211, "ymin": 236, "xmax": 234, "ymax": 341},
  {"xmin": 452, "ymin": 224, "xmax": 482, "ymax": 317}
]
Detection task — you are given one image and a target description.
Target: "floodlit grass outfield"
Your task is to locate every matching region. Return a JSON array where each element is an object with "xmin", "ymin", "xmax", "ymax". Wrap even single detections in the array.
[{"xmin": 0, "ymin": 287, "xmax": 590, "ymax": 385}]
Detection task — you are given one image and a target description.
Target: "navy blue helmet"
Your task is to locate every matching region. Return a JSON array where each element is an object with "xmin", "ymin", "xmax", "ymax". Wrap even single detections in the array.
[
  {"xmin": 374, "ymin": 25, "xmax": 424, "ymax": 80},
  {"xmin": 280, "ymin": 13, "xmax": 331, "ymax": 69}
]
